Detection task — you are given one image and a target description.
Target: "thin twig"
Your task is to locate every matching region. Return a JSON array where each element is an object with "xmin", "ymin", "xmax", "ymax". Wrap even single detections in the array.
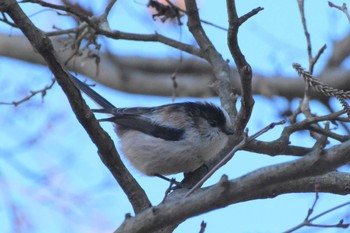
[
  {"xmin": 20, "ymin": 0, "xmax": 90, "ymax": 21},
  {"xmin": 185, "ymin": 120, "xmax": 286, "ymax": 197},
  {"xmin": 0, "ymin": 12, "xmax": 19, "ymax": 28},
  {"xmin": 297, "ymin": 0, "xmax": 312, "ymax": 65},
  {"xmin": 104, "ymin": 0, "xmax": 117, "ymax": 17},
  {"xmin": 308, "ymin": 125, "xmax": 349, "ymax": 142},
  {"xmin": 328, "ymin": 2, "xmax": 350, "ymax": 22},
  {"xmin": 100, "ymin": 30, "xmax": 203, "ymax": 57},
  {"xmin": 238, "ymin": 6, "xmax": 264, "ymax": 26},
  {"xmin": 295, "ymin": 0, "xmax": 342, "ymax": 146},
  {"xmin": 161, "ymin": 178, "xmax": 177, "ymax": 203},
  {"xmin": 297, "ymin": 0, "xmax": 313, "ymax": 123},
  {"xmin": 0, "ymin": 78, "xmax": 55, "ymax": 106},
  {"xmin": 304, "ymin": 191, "xmax": 319, "ymax": 221},
  {"xmin": 199, "ymin": 221, "xmax": 207, "ymax": 233},
  {"xmin": 312, "ymin": 44, "xmax": 327, "ymax": 66},
  {"xmin": 296, "ymin": 0, "xmax": 328, "ymax": 132},
  {"xmin": 46, "ymin": 27, "xmax": 79, "ymax": 36},
  {"xmin": 283, "ymin": 200, "xmax": 350, "ymax": 233}
]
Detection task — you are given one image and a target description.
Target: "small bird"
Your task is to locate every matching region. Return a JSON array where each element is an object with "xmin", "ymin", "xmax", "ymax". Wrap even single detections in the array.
[{"xmin": 72, "ymin": 75, "xmax": 234, "ymax": 176}]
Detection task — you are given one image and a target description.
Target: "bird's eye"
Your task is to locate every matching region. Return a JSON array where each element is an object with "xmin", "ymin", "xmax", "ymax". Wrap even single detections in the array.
[{"xmin": 208, "ymin": 120, "xmax": 217, "ymax": 127}]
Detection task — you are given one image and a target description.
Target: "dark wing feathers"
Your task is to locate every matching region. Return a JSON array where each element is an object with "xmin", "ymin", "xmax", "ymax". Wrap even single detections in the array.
[
  {"xmin": 72, "ymin": 74, "xmax": 184, "ymax": 141},
  {"xmin": 104, "ymin": 115, "xmax": 184, "ymax": 141}
]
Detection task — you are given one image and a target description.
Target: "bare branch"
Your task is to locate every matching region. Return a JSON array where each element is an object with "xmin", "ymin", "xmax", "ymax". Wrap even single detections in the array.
[
  {"xmin": 2, "ymin": 0, "xmax": 350, "ymax": 232},
  {"xmin": 226, "ymin": 1, "xmax": 262, "ymax": 134},
  {"xmin": 115, "ymin": 139, "xmax": 350, "ymax": 233},
  {"xmin": 20, "ymin": 0, "xmax": 90, "ymax": 21},
  {"xmin": 237, "ymin": 6, "xmax": 264, "ymax": 26},
  {"xmin": 104, "ymin": 0, "xmax": 117, "ymax": 18},
  {"xmin": 184, "ymin": 0, "xmax": 236, "ymax": 117},
  {"xmin": 284, "ymin": 199, "xmax": 350, "ymax": 232},
  {"xmin": 1, "ymin": 0, "xmax": 151, "ymax": 214},
  {"xmin": 313, "ymin": 44, "xmax": 327, "ymax": 65},
  {"xmin": 100, "ymin": 30, "xmax": 203, "ymax": 57},
  {"xmin": 297, "ymin": 0, "xmax": 312, "ymax": 67},
  {"xmin": 329, "ymin": 1, "xmax": 350, "ymax": 22},
  {"xmin": 245, "ymin": 140, "xmax": 312, "ymax": 156},
  {"xmin": 46, "ymin": 26, "xmax": 80, "ymax": 36},
  {"xmin": 0, "ymin": 78, "xmax": 55, "ymax": 106},
  {"xmin": 305, "ymin": 191, "xmax": 319, "ymax": 221},
  {"xmin": 308, "ymin": 125, "xmax": 349, "ymax": 142},
  {"xmin": 296, "ymin": 0, "xmax": 328, "ymax": 130},
  {"xmin": 0, "ymin": 11, "xmax": 18, "ymax": 28},
  {"xmin": 199, "ymin": 221, "xmax": 207, "ymax": 233}
]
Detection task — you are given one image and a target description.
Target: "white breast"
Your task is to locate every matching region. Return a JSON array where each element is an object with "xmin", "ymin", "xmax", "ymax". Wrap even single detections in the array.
[{"xmin": 118, "ymin": 128, "xmax": 228, "ymax": 176}]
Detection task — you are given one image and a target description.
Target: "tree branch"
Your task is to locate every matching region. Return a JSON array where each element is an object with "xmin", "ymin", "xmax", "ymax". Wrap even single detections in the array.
[
  {"xmin": 226, "ymin": 1, "xmax": 262, "ymax": 134},
  {"xmin": 115, "ymin": 139, "xmax": 350, "ymax": 233},
  {"xmin": 184, "ymin": 0, "xmax": 236, "ymax": 118},
  {"xmin": 0, "ymin": 0, "xmax": 151, "ymax": 214}
]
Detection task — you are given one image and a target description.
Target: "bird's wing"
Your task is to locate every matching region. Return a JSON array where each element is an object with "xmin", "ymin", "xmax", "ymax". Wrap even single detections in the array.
[
  {"xmin": 102, "ymin": 114, "xmax": 184, "ymax": 141},
  {"xmin": 72, "ymin": 75, "xmax": 184, "ymax": 140}
]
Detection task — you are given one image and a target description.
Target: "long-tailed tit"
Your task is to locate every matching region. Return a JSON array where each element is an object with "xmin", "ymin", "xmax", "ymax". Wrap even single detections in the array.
[{"xmin": 72, "ymin": 75, "xmax": 234, "ymax": 176}]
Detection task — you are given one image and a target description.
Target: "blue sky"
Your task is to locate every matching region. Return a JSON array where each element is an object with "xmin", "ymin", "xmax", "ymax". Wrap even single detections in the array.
[{"xmin": 0, "ymin": 1, "xmax": 350, "ymax": 233}]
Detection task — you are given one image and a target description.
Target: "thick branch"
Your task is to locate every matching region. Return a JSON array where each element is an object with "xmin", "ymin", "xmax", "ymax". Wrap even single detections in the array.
[
  {"xmin": 0, "ymin": 0, "xmax": 151, "ymax": 214},
  {"xmin": 245, "ymin": 139, "xmax": 312, "ymax": 156},
  {"xmin": 115, "ymin": 141, "xmax": 350, "ymax": 233}
]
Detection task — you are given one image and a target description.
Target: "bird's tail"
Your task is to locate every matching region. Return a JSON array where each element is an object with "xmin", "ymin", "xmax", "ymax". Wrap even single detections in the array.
[{"xmin": 70, "ymin": 74, "xmax": 116, "ymax": 111}]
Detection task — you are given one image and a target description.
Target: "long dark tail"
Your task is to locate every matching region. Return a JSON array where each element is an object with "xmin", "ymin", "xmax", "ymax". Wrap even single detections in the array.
[{"xmin": 70, "ymin": 74, "xmax": 116, "ymax": 110}]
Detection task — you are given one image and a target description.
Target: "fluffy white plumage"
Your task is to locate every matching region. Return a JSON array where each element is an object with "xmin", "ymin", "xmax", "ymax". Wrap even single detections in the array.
[{"xmin": 72, "ymin": 75, "xmax": 234, "ymax": 176}]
